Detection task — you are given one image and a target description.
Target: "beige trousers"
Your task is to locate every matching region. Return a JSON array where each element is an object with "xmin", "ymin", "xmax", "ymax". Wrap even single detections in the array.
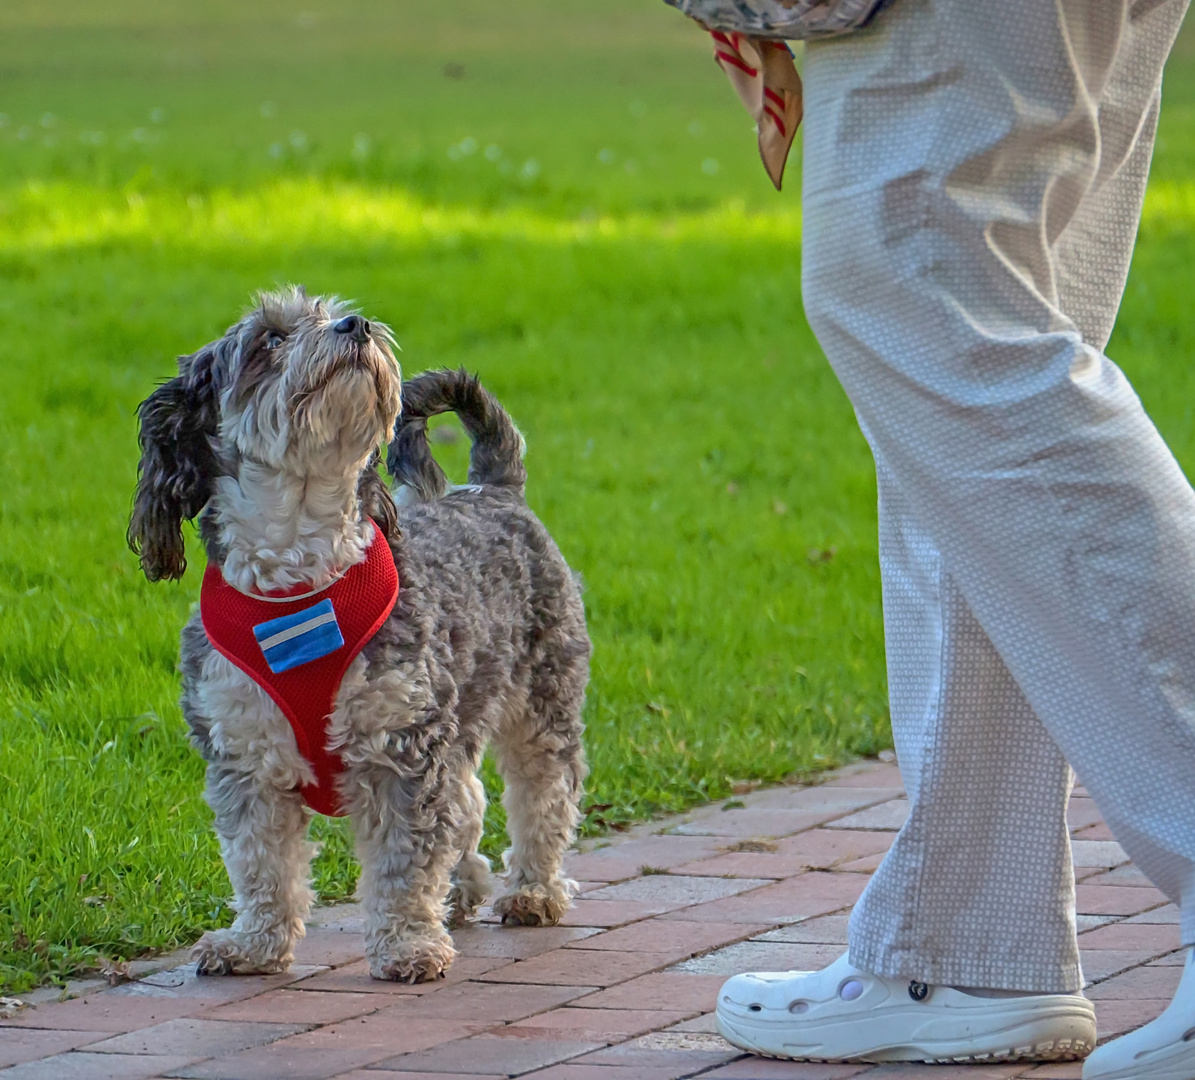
[{"xmin": 801, "ymin": 0, "xmax": 1193, "ymax": 992}]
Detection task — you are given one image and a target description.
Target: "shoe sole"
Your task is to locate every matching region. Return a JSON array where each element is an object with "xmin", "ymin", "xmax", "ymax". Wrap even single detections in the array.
[{"xmin": 717, "ymin": 1005, "xmax": 1097, "ymax": 1064}]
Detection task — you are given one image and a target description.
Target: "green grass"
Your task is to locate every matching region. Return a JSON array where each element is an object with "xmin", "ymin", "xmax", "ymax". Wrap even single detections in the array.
[{"xmin": 3, "ymin": 0, "xmax": 1195, "ymax": 993}]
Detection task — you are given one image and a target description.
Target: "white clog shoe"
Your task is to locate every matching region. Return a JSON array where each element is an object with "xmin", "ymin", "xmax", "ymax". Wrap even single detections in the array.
[{"xmin": 716, "ymin": 952, "xmax": 1097, "ymax": 1064}]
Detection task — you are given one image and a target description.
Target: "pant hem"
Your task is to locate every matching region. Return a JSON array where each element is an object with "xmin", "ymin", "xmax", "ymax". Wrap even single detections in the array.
[{"xmin": 848, "ymin": 942, "xmax": 1084, "ymax": 994}]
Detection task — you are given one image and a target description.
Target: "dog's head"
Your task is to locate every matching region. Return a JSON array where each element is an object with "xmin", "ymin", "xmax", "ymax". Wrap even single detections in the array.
[{"xmin": 128, "ymin": 287, "xmax": 402, "ymax": 581}]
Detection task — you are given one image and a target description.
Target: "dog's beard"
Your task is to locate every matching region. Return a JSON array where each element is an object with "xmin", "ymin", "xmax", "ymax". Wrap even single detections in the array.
[
  {"xmin": 228, "ymin": 338, "xmax": 400, "ymax": 474},
  {"xmin": 292, "ymin": 364, "xmax": 396, "ymax": 463}
]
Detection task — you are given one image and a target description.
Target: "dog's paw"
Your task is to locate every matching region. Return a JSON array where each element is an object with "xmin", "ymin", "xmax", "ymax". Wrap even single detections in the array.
[
  {"xmin": 492, "ymin": 881, "xmax": 572, "ymax": 927},
  {"xmin": 368, "ymin": 933, "xmax": 457, "ymax": 983},
  {"xmin": 191, "ymin": 929, "xmax": 291, "ymax": 976},
  {"xmin": 446, "ymin": 884, "xmax": 482, "ymax": 929},
  {"xmin": 446, "ymin": 856, "xmax": 492, "ymax": 928}
]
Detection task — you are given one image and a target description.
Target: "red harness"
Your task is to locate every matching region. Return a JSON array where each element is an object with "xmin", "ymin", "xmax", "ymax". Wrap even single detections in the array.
[{"xmin": 199, "ymin": 520, "xmax": 399, "ymax": 816}]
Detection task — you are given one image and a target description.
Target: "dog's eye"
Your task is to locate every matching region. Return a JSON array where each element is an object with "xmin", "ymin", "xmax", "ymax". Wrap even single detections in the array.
[{"xmin": 265, "ymin": 331, "xmax": 286, "ymax": 350}]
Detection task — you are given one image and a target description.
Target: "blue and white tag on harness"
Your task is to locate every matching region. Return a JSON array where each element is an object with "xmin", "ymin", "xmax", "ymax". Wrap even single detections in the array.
[{"xmin": 253, "ymin": 599, "xmax": 344, "ymax": 674}]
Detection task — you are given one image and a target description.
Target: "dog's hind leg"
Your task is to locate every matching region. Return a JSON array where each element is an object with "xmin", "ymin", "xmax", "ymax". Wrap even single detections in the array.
[
  {"xmin": 447, "ymin": 769, "xmax": 492, "ymax": 927},
  {"xmin": 347, "ymin": 755, "xmax": 462, "ymax": 982},
  {"xmin": 192, "ymin": 763, "xmax": 315, "ymax": 975},
  {"xmin": 491, "ymin": 679, "xmax": 588, "ymax": 928}
]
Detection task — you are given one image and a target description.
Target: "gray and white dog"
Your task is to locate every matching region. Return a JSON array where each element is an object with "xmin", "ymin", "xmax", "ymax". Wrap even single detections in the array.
[{"xmin": 128, "ymin": 287, "xmax": 589, "ymax": 983}]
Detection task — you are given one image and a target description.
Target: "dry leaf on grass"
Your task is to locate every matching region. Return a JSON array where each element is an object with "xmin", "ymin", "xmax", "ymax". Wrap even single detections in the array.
[{"xmin": 97, "ymin": 956, "xmax": 132, "ymax": 986}]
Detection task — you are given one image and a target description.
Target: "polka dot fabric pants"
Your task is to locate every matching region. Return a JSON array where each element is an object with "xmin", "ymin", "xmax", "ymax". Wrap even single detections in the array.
[{"xmin": 801, "ymin": 0, "xmax": 1194, "ymax": 992}]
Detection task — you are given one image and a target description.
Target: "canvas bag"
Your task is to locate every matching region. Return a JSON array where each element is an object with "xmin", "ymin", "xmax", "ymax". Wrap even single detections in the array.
[{"xmin": 665, "ymin": 0, "xmax": 892, "ymax": 188}]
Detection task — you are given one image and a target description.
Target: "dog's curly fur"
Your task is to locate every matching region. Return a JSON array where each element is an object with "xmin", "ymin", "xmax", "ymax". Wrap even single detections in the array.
[{"xmin": 128, "ymin": 287, "xmax": 589, "ymax": 983}]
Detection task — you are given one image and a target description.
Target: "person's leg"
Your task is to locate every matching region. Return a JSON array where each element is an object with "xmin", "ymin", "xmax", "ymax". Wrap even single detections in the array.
[
  {"xmin": 850, "ymin": 450, "xmax": 1080, "ymax": 992},
  {"xmin": 716, "ymin": 448, "xmax": 1094, "ymax": 1062},
  {"xmin": 718, "ymin": 0, "xmax": 1194, "ymax": 1064},
  {"xmin": 800, "ymin": 0, "xmax": 1195, "ymax": 958},
  {"xmin": 849, "ymin": 0, "xmax": 1183, "ymax": 996},
  {"xmin": 1052, "ymin": 20, "xmax": 1195, "ymax": 1079}
]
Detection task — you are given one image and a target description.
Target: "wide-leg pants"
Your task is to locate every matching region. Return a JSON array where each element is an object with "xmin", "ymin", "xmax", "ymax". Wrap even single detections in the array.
[{"xmin": 801, "ymin": 0, "xmax": 1195, "ymax": 992}]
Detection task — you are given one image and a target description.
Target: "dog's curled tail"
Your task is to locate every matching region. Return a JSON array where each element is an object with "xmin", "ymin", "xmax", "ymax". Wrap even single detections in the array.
[{"xmin": 386, "ymin": 368, "xmax": 527, "ymax": 501}]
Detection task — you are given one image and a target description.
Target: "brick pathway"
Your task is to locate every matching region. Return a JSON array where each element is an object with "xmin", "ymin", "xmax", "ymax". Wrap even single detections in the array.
[{"xmin": 0, "ymin": 759, "xmax": 1184, "ymax": 1079}]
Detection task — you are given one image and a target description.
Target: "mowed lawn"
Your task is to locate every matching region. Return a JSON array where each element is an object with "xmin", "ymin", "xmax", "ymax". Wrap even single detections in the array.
[{"xmin": 3, "ymin": 0, "xmax": 1195, "ymax": 993}]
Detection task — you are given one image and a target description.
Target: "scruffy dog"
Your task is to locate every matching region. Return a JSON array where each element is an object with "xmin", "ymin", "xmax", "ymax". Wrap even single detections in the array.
[{"xmin": 128, "ymin": 287, "xmax": 589, "ymax": 982}]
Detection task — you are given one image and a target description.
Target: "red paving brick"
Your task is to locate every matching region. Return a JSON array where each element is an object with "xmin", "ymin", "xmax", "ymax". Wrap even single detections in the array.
[
  {"xmin": 331, "ymin": 1073, "xmax": 506, "ymax": 1080},
  {"xmin": 823, "ymin": 799, "xmax": 909, "ymax": 832},
  {"xmin": 332, "ymin": 1073, "xmax": 506, "ymax": 1080},
  {"xmin": 281, "ymin": 1014, "xmax": 486, "ymax": 1055},
  {"xmin": 1085, "ymin": 962, "xmax": 1183, "ymax": 998},
  {"xmin": 1125, "ymin": 903, "xmax": 1181, "ymax": 923},
  {"xmin": 1083, "ymin": 866, "xmax": 1156, "ymax": 888},
  {"xmin": 838, "ymin": 852, "xmax": 887, "ymax": 873},
  {"xmin": 0, "ymin": 1028, "xmax": 108, "ymax": 1069},
  {"xmin": 754, "ymin": 914, "xmax": 851, "ymax": 944},
  {"xmin": 677, "ymin": 830, "xmax": 894, "ymax": 879},
  {"xmin": 1073, "ymin": 823, "xmax": 1117, "ymax": 841},
  {"xmin": 661, "ymin": 871, "xmax": 867, "ymax": 924},
  {"xmin": 558, "ymin": 899, "xmax": 681, "ymax": 927},
  {"xmin": 477, "ymin": 948, "xmax": 678, "ymax": 986},
  {"xmin": 1082, "ymin": 949, "xmax": 1170, "ymax": 984},
  {"xmin": 572, "ymin": 971, "xmax": 726, "ymax": 1013},
  {"xmin": 82, "ymin": 1017, "xmax": 308, "ymax": 1057},
  {"xmin": 297, "ymin": 955, "xmax": 509, "ymax": 994},
  {"xmin": 0, "ymin": 1050, "xmax": 200, "ymax": 1079},
  {"xmin": 376, "ymin": 1033, "xmax": 604, "ymax": 1075},
  {"xmin": 377, "ymin": 981, "xmax": 594, "ymax": 1022},
  {"xmin": 290, "ymin": 928, "xmax": 366, "ymax": 968},
  {"xmin": 827, "ymin": 764, "xmax": 904, "ymax": 788},
  {"xmin": 565, "ymin": 836, "xmax": 726, "ymax": 882},
  {"xmin": 1070, "ymin": 841, "xmax": 1129, "ymax": 869},
  {"xmin": 865, "ymin": 1068, "xmax": 1025, "ymax": 1079},
  {"xmin": 1092, "ymin": 998, "xmax": 1172, "ymax": 1039},
  {"xmin": 202, "ymin": 988, "xmax": 384, "ymax": 1025},
  {"xmin": 582, "ymin": 875, "xmax": 770, "ymax": 907},
  {"xmin": 670, "ymin": 854, "xmax": 786, "ymax": 880},
  {"xmin": 1148, "ymin": 950, "xmax": 1189, "ymax": 965},
  {"xmin": 670, "ymin": 808, "xmax": 849, "ymax": 839},
  {"xmin": 1078, "ymin": 921, "xmax": 1181, "ymax": 951},
  {"xmin": 4, "ymin": 760, "xmax": 1188, "ymax": 1080},
  {"xmin": 174, "ymin": 1018, "xmax": 491, "ymax": 1079},
  {"xmin": 703, "ymin": 1062, "xmax": 871, "ymax": 1078},
  {"xmin": 451, "ymin": 924, "xmax": 603, "ymax": 959},
  {"xmin": 573, "ymin": 1037, "xmax": 739, "ymax": 1073},
  {"xmin": 0, "ymin": 990, "xmax": 207, "ymax": 1033},
  {"xmin": 562, "ymin": 919, "xmax": 767, "ymax": 957},
  {"xmin": 1075, "ymin": 884, "xmax": 1169, "ymax": 916},
  {"xmin": 667, "ymin": 1010, "xmax": 718, "ymax": 1033},
  {"xmin": 168, "ymin": 1041, "xmax": 393, "ymax": 1079},
  {"xmin": 675, "ymin": 940, "xmax": 844, "ymax": 977},
  {"xmin": 1066, "ymin": 799, "xmax": 1105, "ymax": 832},
  {"xmin": 1016, "ymin": 1065, "xmax": 1084, "ymax": 1079},
  {"xmin": 744, "ymin": 786, "xmax": 902, "ymax": 815},
  {"xmin": 505, "ymin": 1006, "xmax": 692, "ymax": 1042},
  {"xmin": 142, "ymin": 963, "xmax": 326, "ymax": 1000},
  {"xmin": 522, "ymin": 1066, "xmax": 696, "ymax": 1080}
]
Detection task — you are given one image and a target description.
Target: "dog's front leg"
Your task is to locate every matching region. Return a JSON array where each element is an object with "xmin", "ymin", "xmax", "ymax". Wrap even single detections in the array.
[
  {"xmin": 349, "ymin": 761, "xmax": 460, "ymax": 983},
  {"xmin": 192, "ymin": 762, "xmax": 315, "ymax": 975}
]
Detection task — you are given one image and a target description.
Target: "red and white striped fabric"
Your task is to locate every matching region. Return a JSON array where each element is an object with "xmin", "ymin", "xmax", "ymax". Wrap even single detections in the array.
[{"xmin": 708, "ymin": 30, "xmax": 803, "ymax": 190}]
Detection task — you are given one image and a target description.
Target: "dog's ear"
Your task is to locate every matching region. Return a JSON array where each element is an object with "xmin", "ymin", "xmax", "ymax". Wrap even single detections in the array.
[{"xmin": 128, "ymin": 346, "xmax": 222, "ymax": 582}]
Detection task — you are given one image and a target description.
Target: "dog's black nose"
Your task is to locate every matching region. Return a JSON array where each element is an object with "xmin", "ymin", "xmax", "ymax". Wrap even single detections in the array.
[{"xmin": 333, "ymin": 315, "xmax": 370, "ymax": 342}]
